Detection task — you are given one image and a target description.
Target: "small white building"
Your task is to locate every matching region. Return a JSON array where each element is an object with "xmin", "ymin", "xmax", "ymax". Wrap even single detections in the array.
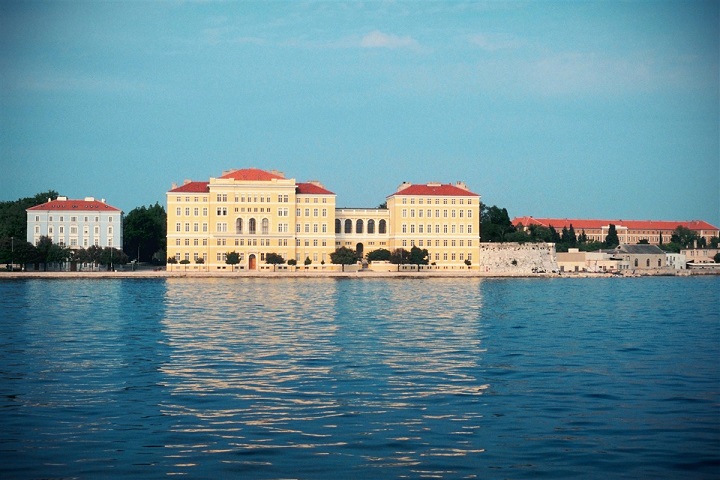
[
  {"xmin": 26, "ymin": 196, "xmax": 123, "ymax": 249},
  {"xmin": 665, "ymin": 253, "xmax": 686, "ymax": 270}
]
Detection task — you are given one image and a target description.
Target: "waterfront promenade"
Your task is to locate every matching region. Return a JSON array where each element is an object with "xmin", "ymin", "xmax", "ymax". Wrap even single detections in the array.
[{"xmin": 1, "ymin": 269, "xmax": 715, "ymax": 279}]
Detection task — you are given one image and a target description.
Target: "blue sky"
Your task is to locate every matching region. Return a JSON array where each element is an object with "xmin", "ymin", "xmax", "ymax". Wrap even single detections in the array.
[{"xmin": 1, "ymin": 1, "xmax": 718, "ymax": 225}]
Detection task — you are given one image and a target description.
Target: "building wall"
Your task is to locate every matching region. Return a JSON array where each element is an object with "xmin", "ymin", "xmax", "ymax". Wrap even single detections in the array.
[
  {"xmin": 681, "ymin": 248, "xmax": 720, "ymax": 263},
  {"xmin": 335, "ymin": 208, "xmax": 391, "ymax": 257},
  {"xmin": 167, "ymin": 173, "xmax": 485, "ymax": 271},
  {"xmin": 167, "ymin": 175, "xmax": 321, "ymax": 270},
  {"xmin": 477, "ymin": 243, "xmax": 557, "ymax": 274},
  {"xmin": 386, "ymin": 184, "xmax": 480, "ymax": 267},
  {"xmin": 294, "ymin": 192, "xmax": 336, "ymax": 265},
  {"xmin": 27, "ymin": 197, "xmax": 122, "ymax": 249}
]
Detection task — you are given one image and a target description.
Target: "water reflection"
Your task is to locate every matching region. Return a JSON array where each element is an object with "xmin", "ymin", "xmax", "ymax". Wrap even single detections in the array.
[{"xmin": 158, "ymin": 278, "xmax": 488, "ymax": 477}]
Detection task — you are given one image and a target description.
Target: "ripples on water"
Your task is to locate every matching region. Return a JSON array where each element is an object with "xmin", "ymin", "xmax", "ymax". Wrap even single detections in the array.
[{"xmin": 0, "ymin": 276, "xmax": 718, "ymax": 479}]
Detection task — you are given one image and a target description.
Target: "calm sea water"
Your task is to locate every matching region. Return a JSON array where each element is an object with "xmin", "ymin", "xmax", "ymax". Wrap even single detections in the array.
[{"xmin": 0, "ymin": 276, "xmax": 718, "ymax": 479}]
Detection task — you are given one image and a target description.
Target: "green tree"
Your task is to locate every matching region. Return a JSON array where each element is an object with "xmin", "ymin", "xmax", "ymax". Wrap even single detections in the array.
[
  {"xmin": 408, "ymin": 246, "xmax": 429, "ymax": 265},
  {"xmin": 710, "ymin": 236, "xmax": 719, "ymax": 248},
  {"xmin": 670, "ymin": 226, "xmax": 700, "ymax": 249},
  {"xmin": 225, "ymin": 251, "xmax": 240, "ymax": 270},
  {"xmin": 480, "ymin": 204, "xmax": 516, "ymax": 242},
  {"xmin": 304, "ymin": 256, "xmax": 312, "ymax": 266},
  {"xmin": 195, "ymin": 256, "xmax": 205, "ymax": 264},
  {"xmin": 86, "ymin": 245, "xmax": 104, "ymax": 269},
  {"xmin": 123, "ymin": 203, "xmax": 167, "ymax": 263},
  {"xmin": 604, "ymin": 224, "xmax": 620, "ymax": 248},
  {"xmin": 265, "ymin": 252, "xmax": 285, "ymax": 271},
  {"xmin": 167, "ymin": 256, "xmax": 178, "ymax": 264},
  {"xmin": 100, "ymin": 247, "xmax": 127, "ymax": 270},
  {"xmin": 389, "ymin": 248, "xmax": 411, "ymax": 264},
  {"xmin": 330, "ymin": 247, "xmax": 356, "ymax": 271},
  {"xmin": 714, "ymin": 252, "xmax": 720, "ymax": 263},
  {"xmin": 578, "ymin": 230, "xmax": 588, "ymax": 244},
  {"xmin": 367, "ymin": 248, "xmax": 391, "ymax": 262},
  {"xmin": 35, "ymin": 236, "xmax": 53, "ymax": 271},
  {"xmin": 0, "ymin": 190, "xmax": 58, "ymax": 239},
  {"xmin": 265, "ymin": 253, "xmax": 285, "ymax": 264}
]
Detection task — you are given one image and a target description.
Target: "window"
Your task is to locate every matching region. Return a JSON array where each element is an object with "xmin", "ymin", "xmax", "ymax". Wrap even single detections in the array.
[
  {"xmin": 379, "ymin": 219, "xmax": 387, "ymax": 234},
  {"xmin": 185, "ymin": 208, "xmax": 190, "ymax": 216},
  {"xmin": 335, "ymin": 219, "xmax": 342, "ymax": 234},
  {"xmin": 236, "ymin": 218, "xmax": 243, "ymax": 234},
  {"xmin": 262, "ymin": 218, "xmax": 269, "ymax": 235},
  {"xmin": 176, "ymin": 223, "xmax": 181, "ymax": 232},
  {"xmin": 368, "ymin": 219, "xmax": 375, "ymax": 234},
  {"xmin": 356, "ymin": 219, "xmax": 364, "ymax": 234},
  {"xmin": 249, "ymin": 218, "xmax": 256, "ymax": 234},
  {"xmin": 344, "ymin": 219, "xmax": 352, "ymax": 234}
]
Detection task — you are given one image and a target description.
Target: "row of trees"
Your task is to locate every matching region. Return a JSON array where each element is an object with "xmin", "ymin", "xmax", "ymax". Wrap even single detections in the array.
[{"xmin": 0, "ymin": 235, "xmax": 127, "ymax": 271}]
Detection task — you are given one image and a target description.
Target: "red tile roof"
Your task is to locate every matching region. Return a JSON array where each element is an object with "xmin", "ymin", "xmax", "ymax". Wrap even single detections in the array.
[
  {"xmin": 169, "ymin": 181, "xmax": 209, "ymax": 193},
  {"xmin": 512, "ymin": 216, "xmax": 719, "ymax": 232},
  {"xmin": 219, "ymin": 168, "xmax": 285, "ymax": 181},
  {"xmin": 296, "ymin": 182, "xmax": 335, "ymax": 195},
  {"xmin": 392, "ymin": 183, "xmax": 479, "ymax": 197},
  {"xmin": 28, "ymin": 199, "xmax": 121, "ymax": 212}
]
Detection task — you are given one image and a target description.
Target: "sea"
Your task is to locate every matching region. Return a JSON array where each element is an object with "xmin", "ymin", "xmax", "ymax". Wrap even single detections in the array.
[{"xmin": 0, "ymin": 276, "xmax": 718, "ymax": 479}]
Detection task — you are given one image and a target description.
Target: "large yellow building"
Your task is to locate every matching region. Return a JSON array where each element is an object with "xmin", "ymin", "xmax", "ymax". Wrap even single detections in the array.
[{"xmin": 166, "ymin": 169, "xmax": 481, "ymax": 271}]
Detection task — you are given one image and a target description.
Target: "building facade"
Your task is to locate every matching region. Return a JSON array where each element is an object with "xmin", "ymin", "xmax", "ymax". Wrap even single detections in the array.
[
  {"xmin": 512, "ymin": 217, "xmax": 719, "ymax": 246},
  {"xmin": 166, "ymin": 169, "xmax": 482, "ymax": 271},
  {"xmin": 386, "ymin": 181, "xmax": 480, "ymax": 266},
  {"xmin": 167, "ymin": 169, "xmax": 336, "ymax": 270},
  {"xmin": 26, "ymin": 196, "xmax": 123, "ymax": 249}
]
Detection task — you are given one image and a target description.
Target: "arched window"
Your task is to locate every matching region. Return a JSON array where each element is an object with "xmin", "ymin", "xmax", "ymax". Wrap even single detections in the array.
[
  {"xmin": 367, "ymin": 219, "xmax": 375, "ymax": 234},
  {"xmin": 379, "ymin": 219, "xmax": 387, "ymax": 234},
  {"xmin": 646, "ymin": 259, "xmax": 650, "ymax": 267},
  {"xmin": 261, "ymin": 218, "xmax": 269, "ymax": 235},
  {"xmin": 249, "ymin": 218, "xmax": 256, "ymax": 234},
  {"xmin": 236, "ymin": 218, "xmax": 243, "ymax": 234},
  {"xmin": 658, "ymin": 259, "xmax": 662, "ymax": 267},
  {"xmin": 344, "ymin": 219, "xmax": 352, "ymax": 234},
  {"xmin": 356, "ymin": 219, "xmax": 364, "ymax": 234},
  {"xmin": 335, "ymin": 219, "xmax": 341, "ymax": 234},
  {"xmin": 634, "ymin": 258, "xmax": 638, "ymax": 267}
]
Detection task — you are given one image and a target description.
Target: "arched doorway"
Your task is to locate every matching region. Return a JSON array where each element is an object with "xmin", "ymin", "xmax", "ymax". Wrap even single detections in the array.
[
  {"xmin": 356, "ymin": 242, "xmax": 364, "ymax": 259},
  {"xmin": 249, "ymin": 254, "xmax": 257, "ymax": 270}
]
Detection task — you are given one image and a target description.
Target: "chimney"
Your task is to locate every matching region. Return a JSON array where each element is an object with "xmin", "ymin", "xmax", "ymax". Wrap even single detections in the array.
[
  {"xmin": 172, "ymin": 182, "xmax": 178, "ymax": 189},
  {"xmin": 183, "ymin": 179, "xmax": 191, "ymax": 185}
]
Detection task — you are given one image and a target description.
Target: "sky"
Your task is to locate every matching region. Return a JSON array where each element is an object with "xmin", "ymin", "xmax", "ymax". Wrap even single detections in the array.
[{"xmin": 1, "ymin": 0, "xmax": 718, "ymax": 226}]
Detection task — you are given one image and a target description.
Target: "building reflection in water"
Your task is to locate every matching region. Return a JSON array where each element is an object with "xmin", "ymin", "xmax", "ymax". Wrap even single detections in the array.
[{"xmin": 159, "ymin": 277, "xmax": 487, "ymax": 476}]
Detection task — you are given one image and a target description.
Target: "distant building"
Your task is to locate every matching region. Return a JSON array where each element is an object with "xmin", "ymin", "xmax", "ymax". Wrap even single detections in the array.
[
  {"xmin": 681, "ymin": 248, "xmax": 720, "ymax": 264},
  {"xmin": 512, "ymin": 217, "xmax": 719, "ymax": 246},
  {"xmin": 166, "ymin": 168, "xmax": 482, "ymax": 271},
  {"xmin": 556, "ymin": 248, "xmax": 621, "ymax": 273},
  {"xmin": 606, "ymin": 244, "xmax": 667, "ymax": 271},
  {"xmin": 26, "ymin": 196, "xmax": 123, "ymax": 249},
  {"xmin": 665, "ymin": 253, "xmax": 686, "ymax": 270}
]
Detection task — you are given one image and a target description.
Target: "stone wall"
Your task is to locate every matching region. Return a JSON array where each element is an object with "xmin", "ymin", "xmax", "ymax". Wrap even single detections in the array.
[{"xmin": 477, "ymin": 242, "xmax": 558, "ymax": 274}]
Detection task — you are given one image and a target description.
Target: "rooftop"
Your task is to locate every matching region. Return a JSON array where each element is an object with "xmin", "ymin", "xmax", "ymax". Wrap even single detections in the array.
[
  {"xmin": 512, "ymin": 217, "xmax": 719, "ymax": 232},
  {"xmin": 28, "ymin": 197, "xmax": 121, "ymax": 212}
]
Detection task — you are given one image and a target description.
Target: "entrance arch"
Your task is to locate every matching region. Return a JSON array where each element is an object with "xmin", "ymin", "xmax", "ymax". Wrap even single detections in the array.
[
  {"xmin": 249, "ymin": 254, "xmax": 257, "ymax": 270},
  {"xmin": 356, "ymin": 242, "xmax": 364, "ymax": 259}
]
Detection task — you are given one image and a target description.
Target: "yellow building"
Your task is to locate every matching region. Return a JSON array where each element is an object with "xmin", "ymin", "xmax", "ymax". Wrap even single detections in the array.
[
  {"xmin": 386, "ymin": 181, "xmax": 480, "ymax": 267},
  {"xmin": 166, "ymin": 169, "xmax": 481, "ymax": 271},
  {"xmin": 166, "ymin": 168, "xmax": 336, "ymax": 271}
]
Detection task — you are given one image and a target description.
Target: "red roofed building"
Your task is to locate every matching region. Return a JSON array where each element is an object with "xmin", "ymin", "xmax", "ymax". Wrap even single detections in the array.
[
  {"xmin": 512, "ymin": 216, "xmax": 719, "ymax": 245},
  {"xmin": 27, "ymin": 196, "xmax": 123, "ymax": 249},
  {"xmin": 166, "ymin": 169, "xmax": 483, "ymax": 271}
]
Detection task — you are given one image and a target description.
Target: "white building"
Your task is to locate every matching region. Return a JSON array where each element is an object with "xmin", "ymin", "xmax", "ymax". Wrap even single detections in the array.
[{"xmin": 26, "ymin": 196, "xmax": 123, "ymax": 249}]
